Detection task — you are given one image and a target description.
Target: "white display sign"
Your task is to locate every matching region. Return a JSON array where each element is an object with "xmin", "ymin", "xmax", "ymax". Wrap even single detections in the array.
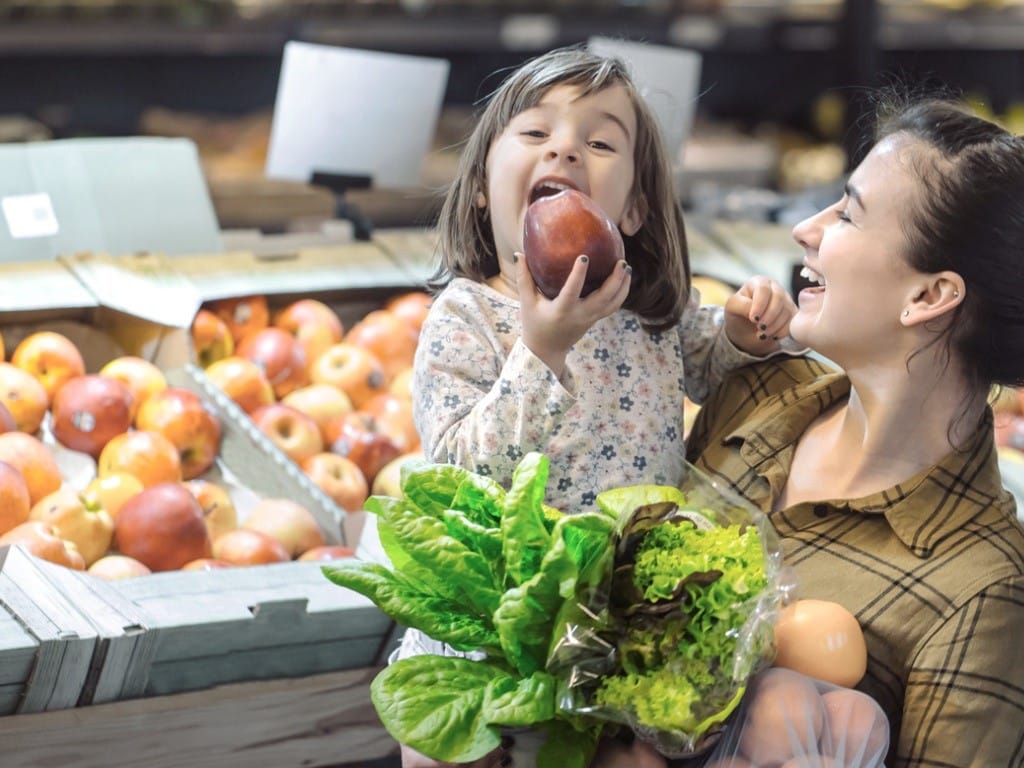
[
  {"xmin": 266, "ymin": 41, "xmax": 451, "ymax": 189},
  {"xmin": 2, "ymin": 192, "xmax": 59, "ymax": 239},
  {"xmin": 588, "ymin": 37, "xmax": 702, "ymax": 158}
]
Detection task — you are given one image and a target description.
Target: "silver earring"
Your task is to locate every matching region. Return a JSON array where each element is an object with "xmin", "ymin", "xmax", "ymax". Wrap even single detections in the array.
[
  {"xmin": 902, "ymin": 309, "xmax": 910, "ymax": 317},
  {"xmin": 953, "ymin": 290, "xmax": 959, "ymax": 298}
]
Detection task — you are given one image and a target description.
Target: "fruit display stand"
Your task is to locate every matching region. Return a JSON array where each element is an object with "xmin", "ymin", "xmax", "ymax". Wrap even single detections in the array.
[{"xmin": 0, "ymin": 249, "xmax": 406, "ymax": 766}]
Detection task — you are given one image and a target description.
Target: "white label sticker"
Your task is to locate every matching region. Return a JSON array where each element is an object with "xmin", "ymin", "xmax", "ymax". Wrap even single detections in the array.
[{"xmin": 2, "ymin": 192, "xmax": 59, "ymax": 239}]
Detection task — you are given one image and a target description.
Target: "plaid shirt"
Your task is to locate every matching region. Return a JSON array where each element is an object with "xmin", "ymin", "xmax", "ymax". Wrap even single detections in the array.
[{"xmin": 686, "ymin": 357, "xmax": 1024, "ymax": 768}]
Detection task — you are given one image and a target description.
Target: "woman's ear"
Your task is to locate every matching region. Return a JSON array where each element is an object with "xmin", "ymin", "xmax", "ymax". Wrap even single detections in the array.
[
  {"xmin": 620, "ymin": 195, "xmax": 647, "ymax": 237},
  {"xmin": 900, "ymin": 271, "xmax": 965, "ymax": 326}
]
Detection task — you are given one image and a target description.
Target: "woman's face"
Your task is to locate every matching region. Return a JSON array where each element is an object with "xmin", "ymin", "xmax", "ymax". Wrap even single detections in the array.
[
  {"xmin": 789, "ymin": 133, "xmax": 928, "ymax": 365},
  {"xmin": 481, "ymin": 83, "xmax": 642, "ymax": 292}
]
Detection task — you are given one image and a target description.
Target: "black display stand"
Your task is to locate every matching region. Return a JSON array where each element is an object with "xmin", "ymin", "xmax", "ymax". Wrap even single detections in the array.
[{"xmin": 311, "ymin": 171, "xmax": 375, "ymax": 242}]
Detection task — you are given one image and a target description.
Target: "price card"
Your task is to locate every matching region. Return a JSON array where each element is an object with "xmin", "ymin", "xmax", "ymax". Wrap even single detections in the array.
[{"xmin": 2, "ymin": 192, "xmax": 59, "ymax": 239}]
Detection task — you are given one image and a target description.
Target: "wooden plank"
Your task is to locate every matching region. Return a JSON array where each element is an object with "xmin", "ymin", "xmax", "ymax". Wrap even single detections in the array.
[
  {"xmin": 0, "ymin": 686, "xmax": 23, "ymax": 716},
  {"xmin": 0, "ymin": 611, "xmax": 36, "ymax": 688},
  {"xmin": 0, "ymin": 666, "xmax": 399, "ymax": 768}
]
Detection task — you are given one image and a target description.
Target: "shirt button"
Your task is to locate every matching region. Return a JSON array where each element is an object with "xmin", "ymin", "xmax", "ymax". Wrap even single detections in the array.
[{"xmin": 813, "ymin": 504, "xmax": 829, "ymax": 518}]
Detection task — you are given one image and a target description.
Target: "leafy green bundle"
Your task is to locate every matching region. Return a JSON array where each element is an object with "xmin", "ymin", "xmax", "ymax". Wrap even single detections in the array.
[{"xmin": 323, "ymin": 452, "xmax": 614, "ymax": 768}]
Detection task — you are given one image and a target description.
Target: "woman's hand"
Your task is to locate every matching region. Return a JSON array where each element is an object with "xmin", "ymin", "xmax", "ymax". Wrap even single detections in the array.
[
  {"xmin": 589, "ymin": 737, "xmax": 668, "ymax": 768},
  {"xmin": 515, "ymin": 251, "xmax": 631, "ymax": 379},
  {"xmin": 723, "ymin": 275, "xmax": 798, "ymax": 356}
]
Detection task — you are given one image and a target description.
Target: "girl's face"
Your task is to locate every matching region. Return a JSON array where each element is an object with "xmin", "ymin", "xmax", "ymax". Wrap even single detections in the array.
[
  {"xmin": 789, "ymin": 133, "xmax": 929, "ymax": 365},
  {"xmin": 482, "ymin": 83, "xmax": 642, "ymax": 291}
]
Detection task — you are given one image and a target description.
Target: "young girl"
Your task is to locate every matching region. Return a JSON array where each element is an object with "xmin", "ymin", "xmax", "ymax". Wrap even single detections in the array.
[{"xmin": 413, "ymin": 45, "xmax": 797, "ymax": 515}]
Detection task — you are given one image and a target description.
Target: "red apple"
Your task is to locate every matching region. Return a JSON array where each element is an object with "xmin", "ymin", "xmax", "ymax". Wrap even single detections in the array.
[
  {"xmin": 134, "ymin": 387, "xmax": 222, "ymax": 480},
  {"xmin": 360, "ymin": 392, "xmax": 419, "ymax": 452},
  {"xmin": 191, "ymin": 309, "xmax": 235, "ymax": 369},
  {"xmin": 212, "ymin": 528, "xmax": 290, "ymax": 566},
  {"xmin": 204, "ymin": 356, "xmax": 275, "ymax": 415},
  {"xmin": 282, "ymin": 383, "xmax": 353, "ymax": 442},
  {"xmin": 99, "ymin": 356, "xmax": 168, "ymax": 418},
  {"xmin": 205, "ymin": 295, "xmax": 270, "ymax": 345},
  {"xmin": 371, "ymin": 450, "xmax": 426, "ymax": 499},
  {"xmin": 301, "ymin": 452, "xmax": 368, "ymax": 512},
  {"xmin": 82, "ymin": 471, "xmax": 145, "ymax": 523},
  {"xmin": 297, "ymin": 545, "xmax": 356, "ymax": 562},
  {"xmin": 0, "ymin": 520, "xmax": 85, "ymax": 570},
  {"xmin": 87, "ymin": 554, "xmax": 152, "ymax": 580},
  {"xmin": 0, "ymin": 459, "xmax": 31, "ymax": 537},
  {"xmin": 0, "ymin": 431, "xmax": 63, "ymax": 505},
  {"xmin": 97, "ymin": 430, "xmax": 182, "ymax": 488},
  {"xmin": 323, "ymin": 411, "xmax": 403, "ymax": 486},
  {"xmin": 385, "ymin": 291, "xmax": 432, "ymax": 334},
  {"xmin": 114, "ymin": 482, "xmax": 212, "ymax": 572},
  {"xmin": 0, "ymin": 402, "xmax": 14, "ymax": 434},
  {"xmin": 389, "ymin": 366, "xmax": 414, "ymax": 402},
  {"xmin": 181, "ymin": 557, "xmax": 233, "ymax": 571},
  {"xmin": 310, "ymin": 343, "xmax": 386, "ymax": 409},
  {"xmin": 242, "ymin": 497, "xmax": 325, "ymax": 558},
  {"xmin": 344, "ymin": 309, "xmax": 419, "ymax": 381},
  {"xmin": 272, "ymin": 298, "xmax": 344, "ymax": 372},
  {"xmin": 237, "ymin": 327, "xmax": 309, "ymax": 399},
  {"xmin": 50, "ymin": 374, "xmax": 135, "ymax": 458},
  {"xmin": 184, "ymin": 479, "xmax": 238, "ymax": 544},
  {"xmin": 250, "ymin": 403, "xmax": 323, "ymax": 464},
  {"xmin": 10, "ymin": 330, "xmax": 86, "ymax": 404},
  {"xmin": 0, "ymin": 362, "xmax": 49, "ymax": 434},
  {"xmin": 29, "ymin": 486, "xmax": 114, "ymax": 567},
  {"xmin": 523, "ymin": 188, "xmax": 625, "ymax": 299}
]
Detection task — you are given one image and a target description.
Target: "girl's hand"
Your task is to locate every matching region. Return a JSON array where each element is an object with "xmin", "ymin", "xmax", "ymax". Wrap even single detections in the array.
[
  {"xmin": 589, "ymin": 737, "xmax": 668, "ymax": 768},
  {"xmin": 723, "ymin": 275, "xmax": 797, "ymax": 356},
  {"xmin": 515, "ymin": 251, "xmax": 631, "ymax": 379}
]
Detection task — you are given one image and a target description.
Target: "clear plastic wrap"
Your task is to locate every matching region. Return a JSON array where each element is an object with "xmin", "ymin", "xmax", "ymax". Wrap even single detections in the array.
[
  {"xmin": 702, "ymin": 667, "xmax": 890, "ymax": 768},
  {"xmin": 547, "ymin": 463, "xmax": 787, "ymax": 760}
]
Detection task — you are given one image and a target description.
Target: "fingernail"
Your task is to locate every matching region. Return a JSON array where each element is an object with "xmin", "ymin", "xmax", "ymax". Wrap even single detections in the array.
[
  {"xmin": 759, "ymin": 333, "xmax": 767, "ymax": 340},
  {"xmin": 579, "ymin": 255, "xmax": 588, "ymax": 264},
  {"xmin": 759, "ymin": 323, "xmax": 767, "ymax": 330}
]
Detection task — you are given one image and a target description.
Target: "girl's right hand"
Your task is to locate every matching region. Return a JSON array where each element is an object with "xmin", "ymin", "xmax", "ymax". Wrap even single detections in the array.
[{"xmin": 515, "ymin": 251, "xmax": 631, "ymax": 379}]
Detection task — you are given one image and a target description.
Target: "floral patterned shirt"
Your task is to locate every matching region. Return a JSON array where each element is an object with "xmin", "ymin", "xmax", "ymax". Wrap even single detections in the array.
[{"xmin": 412, "ymin": 277, "xmax": 758, "ymax": 513}]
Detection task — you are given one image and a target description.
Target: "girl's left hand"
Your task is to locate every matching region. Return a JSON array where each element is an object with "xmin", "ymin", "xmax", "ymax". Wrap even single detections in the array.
[{"xmin": 723, "ymin": 275, "xmax": 798, "ymax": 356}]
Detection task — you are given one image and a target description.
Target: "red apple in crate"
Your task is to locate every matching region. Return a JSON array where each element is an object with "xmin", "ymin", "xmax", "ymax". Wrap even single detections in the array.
[
  {"xmin": 204, "ymin": 356, "xmax": 275, "ymax": 415},
  {"xmin": 242, "ymin": 497, "xmax": 325, "ymax": 558},
  {"xmin": 301, "ymin": 452, "xmax": 368, "ymax": 512},
  {"xmin": 272, "ymin": 298, "xmax": 344, "ymax": 371},
  {"xmin": 97, "ymin": 430, "xmax": 182, "ymax": 488},
  {"xmin": 298, "ymin": 545, "xmax": 356, "ymax": 562},
  {"xmin": 250, "ymin": 403, "xmax": 323, "ymax": 464},
  {"xmin": 212, "ymin": 528, "xmax": 290, "ymax": 566},
  {"xmin": 237, "ymin": 327, "xmax": 309, "ymax": 399},
  {"xmin": 99, "ymin": 356, "xmax": 168, "ymax": 418},
  {"xmin": 114, "ymin": 482, "xmax": 212, "ymax": 572},
  {"xmin": 344, "ymin": 309, "xmax": 418, "ymax": 381},
  {"xmin": 385, "ymin": 291, "xmax": 432, "ymax": 334},
  {"xmin": 134, "ymin": 387, "xmax": 222, "ymax": 479},
  {"xmin": 50, "ymin": 374, "xmax": 134, "ymax": 458},
  {"xmin": 522, "ymin": 188, "xmax": 625, "ymax": 299},
  {"xmin": 361, "ymin": 392, "xmax": 419, "ymax": 452},
  {"xmin": 389, "ymin": 366, "xmax": 414, "ymax": 403},
  {"xmin": 184, "ymin": 479, "xmax": 238, "ymax": 543},
  {"xmin": 0, "ymin": 362, "xmax": 49, "ymax": 434},
  {"xmin": 82, "ymin": 471, "xmax": 144, "ymax": 523},
  {"xmin": 0, "ymin": 460, "xmax": 31, "ymax": 537},
  {"xmin": 0, "ymin": 520, "xmax": 85, "ymax": 569},
  {"xmin": 0, "ymin": 431, "xmax": 63, "ymax": 505},
  {"xmin": 310, "ymin": 343, "xmax": 386, "ymax": 409},
  {"xmin": 88, "ymin": 554, "xmax": 152, "ymax": 581},
  {"xmin": 372, "ymin": 450, "xmax": 426, "ymax": 499},
  {"xmin": 29, "ymin": 486, "xmax": 114, "ymax": 567},
  {"xmin": 324, "ymin": 411, "xmax": 403, "ymax": 486},
  {"xmin": 191, "ymin": 309, "xmax": 235, "ymax": 369},
  {"xmin": 0, "ymin": 402, "xmax": 14, "ymax": 435},
  {"xmin": 282, "ymin": 383, "xmax": 353, "ymax": 442},
  {"xmin": 10, "ymin": 330, "xmax": 86, "ymax": 404},
  {"xmin": 205, "ymin": 295, "xmax": 270, "ymax": 345}
]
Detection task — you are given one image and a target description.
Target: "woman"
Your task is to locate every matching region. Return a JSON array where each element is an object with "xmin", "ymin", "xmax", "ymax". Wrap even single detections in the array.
[{"xmin": 686, "ymin": 96, "xmax": 1024, "ymax": 767}]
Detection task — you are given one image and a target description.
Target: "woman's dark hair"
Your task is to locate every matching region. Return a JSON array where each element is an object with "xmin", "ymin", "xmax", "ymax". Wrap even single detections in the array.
[
  {"xmin": 430, "ymin": 45, "xmax": 690, "ymax": 332},
  {"xmin": 875, "ymin": 97, "xmax": 1024, "ymax": 392}
]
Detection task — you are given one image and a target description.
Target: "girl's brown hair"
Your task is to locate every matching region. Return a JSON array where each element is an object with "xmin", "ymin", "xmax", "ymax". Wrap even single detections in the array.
[{"xmin": 430, "ymin": 45, "xmax": 690, "ymax": 332}]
